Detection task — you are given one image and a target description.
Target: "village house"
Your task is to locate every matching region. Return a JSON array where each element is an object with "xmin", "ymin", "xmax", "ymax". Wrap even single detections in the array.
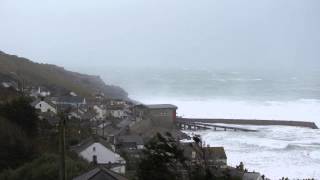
[
  {"xmin": 242, "ymin": 172, "xmax": 263, "ymax": 180},
  {"xmin": 103, "ymin": 99, "xmax": 135, "ymax": 121},
  {"xmin": 204, "ymin": 146, "xmax": 228, "ymax": 169},
  {"xmin": 98, "ymin": 121, "xmax": 112, "ymax": 128},
  {"xmin": 94, "ymin": 104, "xmax": 107, "ymax": 120},
  {"xmin": 116, "ymin": 135, "xmax": 144, "ymax": 151},
  {"xmin": 94, "ymin": 92, "xmax": 105, "ymax": 100},
  {"xmin": 29, "ymin": 86, "xmax": 51, "ymax": 97},
  {"xmin": 38, "ymin": 111, "xmax": 60, "ymax": 127},
  {"xmin": 51, "ymin": 96, "xmax": 86, "ymax": 107},
  {"xmin": 107, "ymin": 99, "xmax": 128, "ymax": 107},
  {"xmin": 134, "ymin": 104, "xmax": 178, "ymax": 128},
  {"xmin": 70, "ymin": 91, "xmax": 77, "ymax": 96},
  {"xmin": 132, "ymin": 105, "xmax": 146, "ymax": 122},
  {"xmin": 114, "ymin": 135, "xmax": 144, "ymax": 160},
  {"xmin": 67, "ymin": 104, "xmax": 92, "ymax": 120},
  {"xmin": 146, "ymin": 104, "xmax": 178, "ymax": 121},
  {"xmin": 71, "ymin": 137, "xmax": 126, "ymax": 174},
  {"xmin": 83, "ymin": 110, "xmax": 99, "ymax": 122},
  {"xmin": 182, "ymin": 143, "xmax": 228, "ymax": 169},
  {"xmin": 1, "ymin": 81, "xmax": 19, "ymax": 91},
  {"xmin": 72, "ymin": 166, "xmax": 128, "ymax": 180},
  {"xmin": 31, "ymin": 99, "xmax": 57, "ymax": 114},
  {"xmin": 1, "ymin": 82, "xmax": 11, "ymax": 88},
  {"xmin": 95, "ymin": 123, "xmax": 128, "ymax": 145},
  {"xmin": 68, "ymin": 110, "xmax": 82, "ymax": 120},
  {"xmin": 108, "ymin": 107, "xmax": 128, "ymax": 119},
  {"xmin": 128, "ymin": 104, "xmax": 185, "ymax": 141}
]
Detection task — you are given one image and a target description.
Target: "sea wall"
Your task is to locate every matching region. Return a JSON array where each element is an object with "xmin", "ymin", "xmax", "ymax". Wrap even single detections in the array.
[{"xmin": 177, "ymin": 118, "xmax": 319, "ymax": 129}]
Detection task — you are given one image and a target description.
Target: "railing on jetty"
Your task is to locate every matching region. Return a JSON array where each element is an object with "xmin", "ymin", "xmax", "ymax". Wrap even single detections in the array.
[
  {"xmin": 176, "ymin": 121, "xmax": 257, "ymax": 132},
  {"xmin": 177, "ymin": 118, "xmax": 319, "ymax": 129}
]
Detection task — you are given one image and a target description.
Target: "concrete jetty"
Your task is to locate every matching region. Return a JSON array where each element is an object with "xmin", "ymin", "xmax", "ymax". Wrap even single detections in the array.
[
  {"xmin": 177, "ymin": 118, "xmax": 319, "ymax": 129},
  {"xmin": 176, "ymin": 121, "xmax": 257, "ymax": 132}
]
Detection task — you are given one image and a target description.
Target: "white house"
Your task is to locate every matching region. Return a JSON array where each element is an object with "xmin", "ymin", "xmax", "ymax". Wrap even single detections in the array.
[
  {"xmin": 94, "ymin": 105, "xmax": 107, "ymax": 120},
  {"xmin": 109, "ymin": 99, "xmax": 127, "ymax": 106},
  {"xmin": 1, "ymin": 81, "xmax": 19, "ymax": 90},
  {"xmin": 70, "ymin": 91, "xmax": 77, "ymax": 96},
  {"xmin": 2, "ymin": 82, "xmax": 11, "ymax": 88},
  {"xmin": 72, "ymin": 138, "xmax": 126, "ymax": 174},
  {"xmin": 30, "ymin": 87, "xmax": 51, "ymax": 97},
  {"xmin": 109, "ymin": 109, "xmax": 127, "ymax": 119},
  {"xmin": 38, "ymin": 87, "xmax": 51, "ymax": 97},
  {"xmin": 69, "ymin": 111, "xmax": 82, "ymax": 119},
  {"xmin": 31, "ymin": 99, "xmax": 57, "ymax": 114}
]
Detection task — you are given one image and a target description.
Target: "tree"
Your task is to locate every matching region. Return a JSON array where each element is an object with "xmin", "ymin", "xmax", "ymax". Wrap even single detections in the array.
[
  {"xmin": 236, "ymin": 162, "xmax": 244, "ymax": 172},
  {"xmin": 0, "ymin": 117, "xmax": 36, "ymax": 171},
  {"xmin": 0, "ymin": 97, "xmax": 39, "ymax": 137},
  {"xmin": 0, "ymin": 97, "xmax": 40, "ymax": 172},
  {"xmin": 136, "ymin": 133, "xmax": 242, "ymax": 180},
  {"xmin": 189, "ymin": 136, "xmax": 241, "ymax": 180},
  {"xmin": 188, "ymin": 136, "xmax": 214, "ymax": 180},
  {"xmin": 136, "ymin": 132, "xmax": 187, "ymax": 180}
]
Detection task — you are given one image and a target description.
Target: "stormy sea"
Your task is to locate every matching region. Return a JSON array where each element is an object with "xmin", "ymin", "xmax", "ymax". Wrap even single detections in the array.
[{"xmin": 101, "ymin": 67, "xmax": 320, "ymax": 179}]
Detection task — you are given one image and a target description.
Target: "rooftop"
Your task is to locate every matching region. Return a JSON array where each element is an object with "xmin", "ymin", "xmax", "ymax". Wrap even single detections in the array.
[
  {"xmin": 242, "ymin": 172, "xmax": 262, "ymax": 180},
  {"xmin": 181, "ymin": 143, "xmax": 227, "ymax": 160},
  {"xmin": 117, "ymin": 135, "xmax": 144, "ymax": 145},
  {"xmin": 73, "ymin": 166, "xmax": 128, "ymax": 180},
  {"xmin": 204, "ymin": 147, "xmax": 227, "ymax": 159},
  {"xmin": 51, "ymin": 96, "xmax": 85, "ymax": 104},
  {"xmin": 70, "ymin": 136, "xmax": 113, "ymax": 154},
  {"xmin": 30, "ymin": 98, "xmax": 56, "ymax": 108},
  {"xmin": 145, "ymin": 104, "xmax": 178, "ymax": 109}
]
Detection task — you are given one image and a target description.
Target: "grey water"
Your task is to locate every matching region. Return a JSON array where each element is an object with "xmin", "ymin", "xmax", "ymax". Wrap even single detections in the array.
[
  {"xmin": 99, "ymin": 67, "xmax": 320, "ymax": 101},
  {"xmin": 96, "ymin": 67, "xmax": 320, "ymax": 179}
]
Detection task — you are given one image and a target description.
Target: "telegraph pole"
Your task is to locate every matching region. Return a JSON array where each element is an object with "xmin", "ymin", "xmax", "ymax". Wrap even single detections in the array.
[
  {"xmin": 102, "ymin": 116, "xmax": 106, "ymax": 138},
  {"xmin": 59, "ymin": 112, "xmax": 67, "ymax": 180}
]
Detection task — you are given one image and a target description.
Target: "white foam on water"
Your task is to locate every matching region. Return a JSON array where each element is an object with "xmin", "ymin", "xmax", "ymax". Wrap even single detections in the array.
[
  {"xmin": 135, "ymin": 97, "xmax": 320, "ymax": 126},
  {"xmin": 184, "ymin": 126, "xmax": 320, "ymax": 179},
  {"xmin": 136, "ymin": 97, "xmax": 320, "ymax": 179}
]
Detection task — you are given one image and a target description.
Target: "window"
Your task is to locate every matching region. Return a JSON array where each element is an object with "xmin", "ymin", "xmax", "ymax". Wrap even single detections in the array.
[
  {"xmin": 192, "ymin": 151, "xmax": 196, "ymax": 159},
  {"xmin": 93, "ymin": 147, "xmax": 96, "ymax": 152},
  {"xmin": 160, "ymin": 112, "xmax": 168, "ymax": 116}
]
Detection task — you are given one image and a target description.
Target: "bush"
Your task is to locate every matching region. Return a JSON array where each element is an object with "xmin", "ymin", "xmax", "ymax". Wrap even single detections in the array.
[
  {"xmin": 0, "ymin": 97, "xmax": 39, "ymax": 137},
  {"xmin": 0, "ymin": 117, "xmax": 36, "ymax": 171},
  {"xmin": 0, "ymin": 153, "xmax": 91, "ymax": 180}
]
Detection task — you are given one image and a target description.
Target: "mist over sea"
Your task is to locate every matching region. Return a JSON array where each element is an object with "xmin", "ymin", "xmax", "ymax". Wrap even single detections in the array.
[
  {"xmin": 103, "ymin": 67, "xmax": 320, "ymax": 101},
  {"xmin": 100, "ymin": 67, "xmax": 320, "ymax": 179}
]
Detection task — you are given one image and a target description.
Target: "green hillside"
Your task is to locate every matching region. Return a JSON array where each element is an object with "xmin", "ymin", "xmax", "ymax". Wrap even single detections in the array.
[{"xmin": 0, "ymin": 51, "xmax": 128, "ymax": 99}]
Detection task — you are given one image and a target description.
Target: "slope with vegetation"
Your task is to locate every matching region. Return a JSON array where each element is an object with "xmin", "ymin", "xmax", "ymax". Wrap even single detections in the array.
[
  {"xmin": 0, "ymin": 51, "xmax": 128, "ymax": 99},
  {"xmin": 0, "ymin": 96, "xmax": 92, "ymax": 180}
]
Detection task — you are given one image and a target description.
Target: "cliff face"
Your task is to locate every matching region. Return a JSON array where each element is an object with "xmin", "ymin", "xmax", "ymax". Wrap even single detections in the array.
[{"xmin": 0, "ymin": 51, "xmax": 128, "ymax": 99}]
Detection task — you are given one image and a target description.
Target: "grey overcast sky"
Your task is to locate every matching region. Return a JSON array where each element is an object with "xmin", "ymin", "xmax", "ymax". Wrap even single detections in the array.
[{"xmin": 0, "ymin": 0, "xmax": 319, "ymax": 71}]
